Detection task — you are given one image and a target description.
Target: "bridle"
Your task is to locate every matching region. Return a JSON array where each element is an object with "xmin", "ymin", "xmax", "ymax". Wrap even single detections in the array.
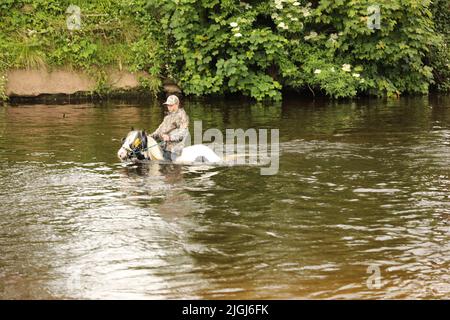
[{"xmin": 120, "ymin": 131, "xmax": 163, "ymax": 160}]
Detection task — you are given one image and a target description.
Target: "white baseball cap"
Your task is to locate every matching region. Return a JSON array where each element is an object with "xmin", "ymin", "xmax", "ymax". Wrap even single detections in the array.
[{"xmin": 163, "ymin": 95, "xmax": 180, "ymax": 105}]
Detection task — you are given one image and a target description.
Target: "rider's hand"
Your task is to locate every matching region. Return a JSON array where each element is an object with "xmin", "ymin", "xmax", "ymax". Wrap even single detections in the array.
[{"xmin": 162, "ymin": 134, "xmax": 170, "ymax": 142}]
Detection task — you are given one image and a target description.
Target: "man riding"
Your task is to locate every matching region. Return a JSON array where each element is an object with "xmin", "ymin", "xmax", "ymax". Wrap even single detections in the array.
[{"xmin": 150, "ymin": 95, "xmax": 189, "ymax": 161}]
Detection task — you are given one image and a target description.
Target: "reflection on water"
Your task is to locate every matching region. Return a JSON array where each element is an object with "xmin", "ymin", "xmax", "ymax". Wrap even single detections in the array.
[{"xmin": 0, "ymin": 96, "xmax": 449, "ymax": 299}]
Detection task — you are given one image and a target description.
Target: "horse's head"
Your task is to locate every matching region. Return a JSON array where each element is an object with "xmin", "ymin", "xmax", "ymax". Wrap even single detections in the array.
[
  {"xmin": 117, "ymin": 130, "xmax": 164, "ymax": 161},
  {"xmin": 117, "ymin": 130, "xmax": 148, "ymax": 161}
]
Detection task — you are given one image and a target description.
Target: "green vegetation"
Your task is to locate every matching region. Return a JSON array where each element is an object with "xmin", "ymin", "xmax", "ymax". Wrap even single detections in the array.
[
  {"xmin": 0, "ymin": 0, "xmax": 449, "ymax": 101},
  {"xmin": 0, "ymin": 0, "xmax": 164, "ymax": 100},
  {"xmin": 149, "ymin": 0, "xmax": 449, "ymax": 100},
  {"xmin": 430, "ymin": 0, "xmax": 450, "ymax": 92}
]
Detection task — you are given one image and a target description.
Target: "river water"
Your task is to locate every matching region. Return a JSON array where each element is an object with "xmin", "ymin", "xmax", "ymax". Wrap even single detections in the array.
[{"xmin": 0, "ymin": 95, "xmax": 449, "ymax": 299}]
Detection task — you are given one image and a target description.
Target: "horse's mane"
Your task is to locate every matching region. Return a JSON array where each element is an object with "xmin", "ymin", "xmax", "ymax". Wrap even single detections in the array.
[{"xmin": 146, "ymin": 134, "xmax": 164, "ymax": 161}]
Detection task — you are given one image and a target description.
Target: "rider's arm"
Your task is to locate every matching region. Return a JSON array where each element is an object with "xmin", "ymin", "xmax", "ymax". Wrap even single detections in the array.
[
  {"xmin": 168, "ymin": 113, "xmax": 189, "ymax": 142},
  {"xmin": 169, "ymin": 127, "xmax": 189, "ymax": 142},
  {"xmin": 150, "ymin": 118, "xmax": 166, "ymax": 139}
]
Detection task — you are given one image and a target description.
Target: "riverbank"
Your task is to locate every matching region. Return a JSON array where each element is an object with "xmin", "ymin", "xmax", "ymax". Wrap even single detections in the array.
[
  {"xmin": 6, "ymin": 68, "xmax": 143, "ymax": 96},
  {"xmin": 1, "ymin": 67, "xmax": 182, "ymax": 104}
]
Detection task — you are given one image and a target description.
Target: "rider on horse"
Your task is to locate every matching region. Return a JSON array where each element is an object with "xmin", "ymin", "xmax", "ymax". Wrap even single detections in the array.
[{"xmin": 150, "ymin": 95, "xmax": 189, "ymax": 161}]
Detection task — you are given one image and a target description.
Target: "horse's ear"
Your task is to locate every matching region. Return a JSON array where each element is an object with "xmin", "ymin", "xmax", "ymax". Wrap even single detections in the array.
[
  {"xmin": 131, "ymin": 126, "xmax": 134, "ymax": 131},
  {"xmin": 142, "ymin": 130, "xmax": 146, "ymax": 136},
  {"xmin": 121, "ymin": 137, "xmax": 126, "ymax": 143}
]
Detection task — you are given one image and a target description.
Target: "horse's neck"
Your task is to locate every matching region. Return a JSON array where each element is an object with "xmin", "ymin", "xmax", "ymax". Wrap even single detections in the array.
[{"xmin": 146, "ymin": 135, "xmax": 164, "ymax": 161}]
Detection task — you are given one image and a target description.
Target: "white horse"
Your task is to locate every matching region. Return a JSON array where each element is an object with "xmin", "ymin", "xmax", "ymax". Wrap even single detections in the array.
[{"xmin": 117, "ymin": 130, "xmax": 222, "ymax": 164}]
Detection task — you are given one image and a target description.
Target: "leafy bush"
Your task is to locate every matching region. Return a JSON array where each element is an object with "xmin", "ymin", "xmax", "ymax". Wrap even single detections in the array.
[
  {"xmin": 147, "ymin": 0, "xmax": 444, "ymax": 100},
  {"xmin": 429, "ymin": 0, "xmax": 450, "ymax": 92}
]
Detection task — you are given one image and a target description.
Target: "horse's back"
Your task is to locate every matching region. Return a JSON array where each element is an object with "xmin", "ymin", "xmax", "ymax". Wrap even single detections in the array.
[{"xmin": 179, "ymin": 144, "xmax": 221, "ymax": 163}]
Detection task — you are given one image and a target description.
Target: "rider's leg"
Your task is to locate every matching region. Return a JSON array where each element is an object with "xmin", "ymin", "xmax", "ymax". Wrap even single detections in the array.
[{"xmin": 163, "ymin": 150, "xmax": 177, "ymax": 161}]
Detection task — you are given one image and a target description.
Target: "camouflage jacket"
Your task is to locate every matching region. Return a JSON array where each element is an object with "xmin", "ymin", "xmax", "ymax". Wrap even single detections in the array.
[{"xmin": 150, "ymin": 108, "xmax": 189, "ymax": 155}]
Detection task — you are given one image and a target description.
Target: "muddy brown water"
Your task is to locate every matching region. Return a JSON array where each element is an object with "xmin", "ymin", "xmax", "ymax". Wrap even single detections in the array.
[{"xmin": 0, "ymin": 95, "xmax": 449, "ymax": 299}]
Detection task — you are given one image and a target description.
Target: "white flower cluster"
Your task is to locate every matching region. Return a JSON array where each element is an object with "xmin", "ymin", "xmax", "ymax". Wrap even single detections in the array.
[
  {"xmin": 329, "ymin": 33, "xmax": 338, "ymax": 43},
  {"xmin": 304, "ymin": 31, "xmax": 318, "ymax": 40},
  {"xmin": 342, "ymin": 64, "xmax": 351, "ymax": 72},
  {"xmin": 278, "ymin": 22, "xmax": 289, "ymax": 30},
  {"xmin": 300, "ymin": 2, "xmax": 312, "ymax": 17},
  {"xmin": 27, "ymin": 29, "xmax": 37, "ymax": 37},
  {"xmin": 314, "ymin": 65, "xmax": 364, "ymax": 84},
  {"xmin": 274, "ymin": 0, "xmax": 284, "ymax": 10},
  {"xmin": 272, "ymin": 0, "xmax": 312, "ymax": 31},
  {"xmin": 239, "ymin": 1, "xmax": 252, "ymax": 10},
  {"xmin": 230, "ymin": 22, "xmax": 242, "ymax": 37},
  {"xmin": 342, "ymin": 64, "xmax": 364, "ymax": 82},
  {"xmin": 274, "ymin": 0, "xmax": 287, "ymax": 29}
]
